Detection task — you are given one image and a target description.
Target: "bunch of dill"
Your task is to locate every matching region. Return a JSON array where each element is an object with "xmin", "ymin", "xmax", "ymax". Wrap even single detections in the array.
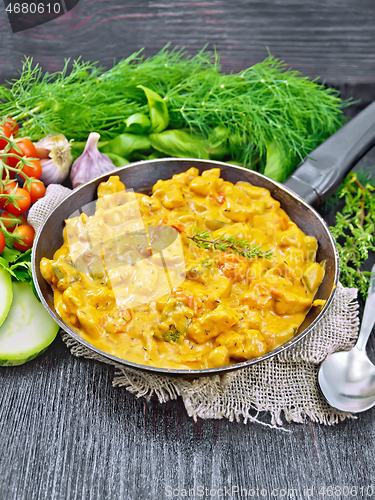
[{"xmin": 0, "ymin": 46, "xmax": 348, "ymax": 180}]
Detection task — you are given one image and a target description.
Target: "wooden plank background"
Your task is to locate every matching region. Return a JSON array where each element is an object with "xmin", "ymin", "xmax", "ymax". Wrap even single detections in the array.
[
  {"xmin": 0, "ymin": 1, "xmax": 375, "ymax": 499},
  {"xmin": 1, "ymin": 0, "xmax": 375, "ymax": 100}
]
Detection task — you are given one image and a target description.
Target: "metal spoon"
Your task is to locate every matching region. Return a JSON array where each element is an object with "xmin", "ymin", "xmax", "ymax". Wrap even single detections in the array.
[{"xmin": 318, "ymin": 264, "xmax": 375, "ymax": 413}]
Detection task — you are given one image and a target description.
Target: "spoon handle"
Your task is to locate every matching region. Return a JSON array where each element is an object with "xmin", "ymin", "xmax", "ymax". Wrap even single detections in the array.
[{"xmin": 356, "ymin": 264, "xmax": 375, "ymax": 351}]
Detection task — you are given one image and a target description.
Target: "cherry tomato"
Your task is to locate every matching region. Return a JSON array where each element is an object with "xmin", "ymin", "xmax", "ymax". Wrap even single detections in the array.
[
  {"xmin": 2, "ymin": 118, "xmax": 19, "ymax": 138},
  {"xmin": 0, "ymin": 212, "xmax": 27, "ymax": 232},
  {"xmin": 0, "ymin": 133, "xmax": 10, "ymax": 151},
  {"xmin": 19, "ymin": 160, "xmax": 42, "ymax": 180},
  {"xmin": 5, "ymin": 187, "xmax": 31, "ymax": 216},
  {"xmin": 5, "ymin": 139, "xmax": 39, "ymax": 168},
  {"xmin": 24, "ymin": 180, "xmax": 46, "ymax": 203},
  {"xmin": 5, "ymin": 154, "xmax": 19, "ymax": 169},
  {"xmin": 13, "ymin": 224, "xmax": 35, "ymax": 251},
  {"xmin": 0, "ymin": 181, "xmax": 18, "ymax": 210},
  {"xmin": 4, "ymin": 151, "xmax": 20, "ymax": 168},
  {"xmin": 0, "ymin": 231, "xmax": 5, "ymax": 254},
  {"xmin": 0, "ymin": 117, "xmax": 18, "ymax": 150},
  {"xmin": 2, "ymin": 181, "xmax": 18, "ymax": 193},
  {"xmin": 14, "ymin": 138, "xmax": 37, "ymax": 158}
]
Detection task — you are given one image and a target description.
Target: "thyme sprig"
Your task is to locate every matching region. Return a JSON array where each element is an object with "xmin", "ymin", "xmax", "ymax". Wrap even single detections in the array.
[
  {"xmin": 329, "ymin": 172, "xmax": 375, "ymax": 297},
  {"xmin": 188, "ymin": 230, "xmax": 272, "ymax": 260}
]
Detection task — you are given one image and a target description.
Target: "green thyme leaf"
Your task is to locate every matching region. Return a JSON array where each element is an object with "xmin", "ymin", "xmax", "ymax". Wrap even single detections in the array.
[
  {"xmin": 329, "ymin": 171, "xmax": 375, "ymax": 297},
  {"xmin": 188, "ymin": 230, "xmax": 272, "ymax": 260}
]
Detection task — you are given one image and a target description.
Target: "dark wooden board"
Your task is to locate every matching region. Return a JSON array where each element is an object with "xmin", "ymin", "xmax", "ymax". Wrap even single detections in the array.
[
  {"xmin": 1, "ymin": 1, "xmax": 375, "ymax": 498},
  {"xmin": 1, "ymin": 334, "xmax": 375, "ymax": 500},
  {"xmin": 0, "ymin": 0, "xmax": 375, "ymax": 103}
]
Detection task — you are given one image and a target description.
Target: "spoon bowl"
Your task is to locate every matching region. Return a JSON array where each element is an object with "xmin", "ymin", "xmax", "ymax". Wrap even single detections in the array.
[
  {"xmin": 318, "ymin": 347, "xmax": 375, "ymax": 413},
  {"xmin": 318, "ymin": 264, "xmax": 375, "ymax": 413}
]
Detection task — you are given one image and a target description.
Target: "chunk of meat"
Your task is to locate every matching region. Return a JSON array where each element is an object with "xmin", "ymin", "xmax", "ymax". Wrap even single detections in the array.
[
  {"xmin": 97, "ymin": 176, "xmax": 126, "ymax": 198},
  {"xmin": 215, "ymin": 328, "xmax": 267, "ymax": 360},
  {"xmin": 207, "ymin": 346, "xmax": 230, "ymax": 368},
  {"xmin": 276, "ymin": 224, "xmax": 304, "ymax": 248},
  {"xmin": 153, "ymin": 179, "xmax": 186, "ymax": 209},
  {"xmin": 189, "ymin": 175, "xmax": 222, "ymax": 196},
  {"xmin": 221, "ymin": 199, "xmax": 250, "ymax": 222},
  {"xmin": 187, "ymin": 304, "xmax": 241, "ymax": 343},
  {"xmin": 241, "ymin": 282, "xmax": 274, "ymax": 310},
  {"xmin": 272, "ymin": 288, "xmax": 312, "ymax": 315},
  {"xmin": 77, "ymin": 306, "xmax": 102, "ymax": 339}
]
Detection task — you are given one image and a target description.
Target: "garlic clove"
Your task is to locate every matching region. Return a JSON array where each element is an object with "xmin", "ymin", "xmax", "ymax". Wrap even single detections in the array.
[
  {"xmin": 36, "ymin": 134, "xmax": 73, "ymax": 185},
  {"xmin": 70, "ymin": 132, "xmax": 117, "ymax": 189},
  {"xmin": 36, "ymin": 147, "xmax": 50, "ymax": 159}
]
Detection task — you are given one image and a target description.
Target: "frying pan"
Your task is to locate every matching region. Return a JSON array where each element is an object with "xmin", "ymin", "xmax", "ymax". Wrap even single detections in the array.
[{"xmin": 32, "ymin": 101, "xmax": 375, "ymax": 376}]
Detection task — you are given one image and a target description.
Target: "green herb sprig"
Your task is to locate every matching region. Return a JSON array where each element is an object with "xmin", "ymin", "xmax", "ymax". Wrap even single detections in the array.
[
  {"xmin": 0, "ymin": 247, "xmax": 39, "ymax": 299},
  {"xmin": 0, "ymin": 247, "xmax": 32, "ymax": 281},
  {"xmin": 329, "ymin": 172, "xmax": 375, "ymax": 297},
  {"xmin": 188, "ymin": 230, "xmax": 272, "ymax": 260}
]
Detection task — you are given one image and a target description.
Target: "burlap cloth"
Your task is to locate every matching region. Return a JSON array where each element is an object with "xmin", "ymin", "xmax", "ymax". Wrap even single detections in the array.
[{"xmin": 28, "ymin": 184, "xmax": 361, "ymax": 427}]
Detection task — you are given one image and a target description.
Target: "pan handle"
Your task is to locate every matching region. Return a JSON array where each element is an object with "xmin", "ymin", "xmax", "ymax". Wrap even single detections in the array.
[{"xmin": 283, "ymin": 100, "xmax": 375, "ymax": 205}]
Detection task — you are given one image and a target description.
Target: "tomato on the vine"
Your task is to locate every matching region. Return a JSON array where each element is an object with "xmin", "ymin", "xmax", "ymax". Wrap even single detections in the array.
[
  {"xmin": 3, "ymin": 154, "xmax": 21, "ymax": 168},
  {"xmin": 5, "ymin": 187, "xmax": 31, "ymax": 216},
  {"xmin": 0, "ymin": 212, "xmax": 27, "ymax": 232},
  {"xmin": 24, "ymin": 180, "xmax": 46, "ymax": 204},
  {"xmin": 2, "ymin": 181, "xmax": 17, "ymax": 193},
  {"xmin": 5, "ymin": 139, "xmax": 39, "ymax": 168},
  {"xmin": 2, "ymin": 118, "xmax": 19, "ymax": 138},
  {"xmin": 4, "ymin": 170, "xmax": 16, "ymax": 180},
  {"xmin": 13, "ymin": 224, "xmax": 35, "ymax": 251},
  {"xmin": 19, "ymin": 160, "xmax": 42, "ymax": 180},
  {"xmin": 0, "ymin": 181, "xmax": 18, "ymax": 210},
  {"xmin": 14, "ymin": 138, "xmax": 37, "ymax": 158},
  {"xmin": 0, "ymin": 231, "xmax": 5, "ymax": 254},
  {"xmin": 0, "ymin": 117, "xmax": 18, "ymax": 150},
  {"xmin": 5, "ymin": 151, "xmax": 21, "ymax": 168}
]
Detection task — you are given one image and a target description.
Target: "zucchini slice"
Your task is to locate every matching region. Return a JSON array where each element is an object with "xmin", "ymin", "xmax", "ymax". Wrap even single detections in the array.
[
  {"xmin": 0, "ymin": 281, "xmax": 59, "ymax": 366},
  {"xmin": 0, "ymin": 267, "xmax": 13, "ymax": 328}
]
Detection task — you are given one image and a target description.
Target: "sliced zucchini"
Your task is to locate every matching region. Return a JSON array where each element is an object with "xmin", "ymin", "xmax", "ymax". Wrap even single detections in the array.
[
  {"xmin": 0, "ymin": 282, "xmax": 59, "ymax": 366},
  {"xmin": 302, "ymin": 262, "xmax": 325, "ymax": 293},
  {"xmin": 0, "ymin": 267, "xmax": 13, "ymax": 328}
]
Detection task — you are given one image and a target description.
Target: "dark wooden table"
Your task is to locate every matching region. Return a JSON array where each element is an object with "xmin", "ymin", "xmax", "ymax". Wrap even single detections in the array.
[{"xmin": 1, "ymin": 2, "xmax": 375, "ymax": 499}]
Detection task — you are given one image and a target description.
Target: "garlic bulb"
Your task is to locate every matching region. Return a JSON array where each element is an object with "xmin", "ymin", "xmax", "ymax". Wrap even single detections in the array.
[
  {"xmin": 36, "ymin": 134, "xmax": 73, "ymax": 185},
  {"xmin": 70, "ymin": 132, "xmax": 116, "ymax": 189}
]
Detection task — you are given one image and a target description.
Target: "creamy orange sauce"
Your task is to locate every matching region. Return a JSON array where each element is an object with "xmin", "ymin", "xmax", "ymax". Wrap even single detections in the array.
[{"xmin": 40, "ymin": 167, "xmax": 324, "ymax": 370}]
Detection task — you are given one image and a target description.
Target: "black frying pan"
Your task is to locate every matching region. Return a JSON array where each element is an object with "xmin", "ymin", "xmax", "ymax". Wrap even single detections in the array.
[{"xmin": 31, "ymin": 101, "xmax": 375, "ymax": 376}]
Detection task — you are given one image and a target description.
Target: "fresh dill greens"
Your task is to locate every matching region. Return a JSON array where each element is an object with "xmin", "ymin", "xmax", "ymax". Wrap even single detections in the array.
[
  {"xmin": 188, "ymin": 230, "xmax": 272, "ymax": 260},
  {"xmin": 329, "ymin": 171, "xmax": 375, "ymax": 297},
  {"xmin": 0, "ymin": 46, "xmax": 348, "ymax": 181}
]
